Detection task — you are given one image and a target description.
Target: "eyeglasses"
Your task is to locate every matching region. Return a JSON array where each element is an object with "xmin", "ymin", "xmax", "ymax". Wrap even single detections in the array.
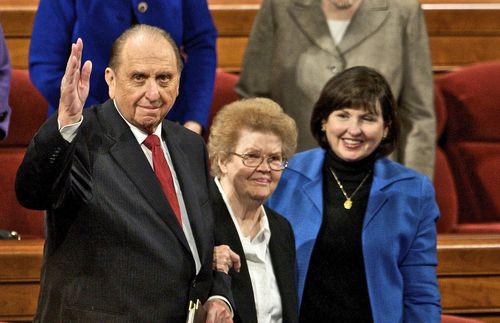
[{"xmin": 229, "ymin": 152, "xmax": 288, "ymax": 171}]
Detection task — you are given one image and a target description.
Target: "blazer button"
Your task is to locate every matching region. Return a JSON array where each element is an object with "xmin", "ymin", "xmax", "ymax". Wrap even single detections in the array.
[
  {"xmin": 137, "ymin": 2, "xmax": 148, "ymax": 13},
  {"xmin": 192, "ymin": 279, "xmax": 197, "ymax": 288}
]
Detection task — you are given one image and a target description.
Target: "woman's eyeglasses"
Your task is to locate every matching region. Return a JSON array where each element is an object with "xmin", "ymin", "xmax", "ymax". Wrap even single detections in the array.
[{"xmin": 229, "ymin": 152, "xmax": 288, "ymax": 171}]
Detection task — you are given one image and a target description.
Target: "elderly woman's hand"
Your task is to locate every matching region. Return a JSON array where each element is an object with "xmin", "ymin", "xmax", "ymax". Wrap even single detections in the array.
[{"xmin": 213, "ymin": 245, "xmax": 241, "ymax": 274}]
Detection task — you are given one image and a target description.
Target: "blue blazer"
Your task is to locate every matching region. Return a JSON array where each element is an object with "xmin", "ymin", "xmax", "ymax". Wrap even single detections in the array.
[
  {"xmin": 29, "ymin": 0, "xmax": 217, "ymax": 128},
  {"xmin": 267, "ymin": 148, "xmax": 441, "ymax": 322}
]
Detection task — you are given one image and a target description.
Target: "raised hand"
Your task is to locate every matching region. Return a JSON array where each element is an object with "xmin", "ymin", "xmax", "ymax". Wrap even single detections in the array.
[{"xmin": 58, "ymin": 38, "xmax": 92, "ymax": 127}]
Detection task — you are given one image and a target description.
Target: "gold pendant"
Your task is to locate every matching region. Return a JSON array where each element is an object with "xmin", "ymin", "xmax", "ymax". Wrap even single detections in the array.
[{"xmin": 344, "ymin": 199, "xmax": 352, "ymax": 209}]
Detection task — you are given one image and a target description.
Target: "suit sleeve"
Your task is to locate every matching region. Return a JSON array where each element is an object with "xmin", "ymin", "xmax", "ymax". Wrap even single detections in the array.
[
  {"xmin": 15, "ymin": 116, "xmax": 92, "ymax": 211},
  {"xmin": 400, "ymin": 177, "xmax": 441, "ymax": 321},
  {"xmin": 177, "ymin": 0, "xmax": 217, "ymax": 128},
  {"xmin": 236, "ymin": 0, "xmax": 275, "ymax": 98},
  {"xmin": 398, "ymin": 2, "xmax": 436, "ymax": 178}
]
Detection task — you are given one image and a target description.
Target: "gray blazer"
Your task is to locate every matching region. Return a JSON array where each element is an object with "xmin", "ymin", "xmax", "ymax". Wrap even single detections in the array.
[{"xmin": 237, "ymin": 0, "xmax": 436, "ymax": 178}]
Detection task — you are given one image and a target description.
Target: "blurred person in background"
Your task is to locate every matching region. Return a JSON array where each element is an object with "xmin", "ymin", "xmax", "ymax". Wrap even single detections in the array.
[
  {"xmin": 237, "ymin": 0, "xmax": 435, "ymax": 178},
  {"xmin": 0, "ymin": 22, "xmax": 11, "ymax": 140},
  {"xmin": 29, "ymin": 0, "xmax": 217, "ymax": 134}
]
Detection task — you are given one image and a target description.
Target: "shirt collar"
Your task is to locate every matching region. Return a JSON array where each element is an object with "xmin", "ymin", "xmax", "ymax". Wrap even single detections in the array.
[
  {"xmin": 113, "ymin": 99, "xmax": 162, "ymax": 145},
  {"xmin": 214, "ymin": 177, "xmax": 271, "ymax": 247}
]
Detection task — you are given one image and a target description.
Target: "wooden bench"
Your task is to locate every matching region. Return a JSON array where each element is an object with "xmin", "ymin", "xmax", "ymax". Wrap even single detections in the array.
[
  {"xmin": 0, "ymin": 239, "xmax": 42, "ymax": 322},
  {"xmin": 1, "ymin": 234, "xmax": 499, "ymax": 322},
  {"xmin": 1, "ymin": 0, "xmax": 500, "ymax": 72},
  {"xmin": 438, "ymin": 234, "xmax": 500, "ymax": 322}
]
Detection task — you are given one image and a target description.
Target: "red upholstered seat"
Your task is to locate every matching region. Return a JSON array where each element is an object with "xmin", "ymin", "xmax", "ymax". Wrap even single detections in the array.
[
  {"xmin": 204, "ymin": 69, "xmax": 239, "ymax": 141},
  {"xmin": 434, "ymin": 84, "xmax": 459, "ymax": 233},
  {"xmin": 434, "ymin": 61, "xmax": 500, "ymax": 233},
  {"xmin": 0, "ymin": 69, "xmax": 47, "ymax": 239}
]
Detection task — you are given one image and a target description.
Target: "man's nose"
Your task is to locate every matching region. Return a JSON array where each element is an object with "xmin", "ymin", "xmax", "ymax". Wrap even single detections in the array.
[{"xmin": 145, "ymin": 79, "xmax": 160, "ymax": 101}]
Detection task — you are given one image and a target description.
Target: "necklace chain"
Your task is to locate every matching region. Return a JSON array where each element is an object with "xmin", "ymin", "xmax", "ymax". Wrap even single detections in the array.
[
  {"xmin": 329, "ymin": 0, "xmax": 354, "ymax": 10},
  {"xmin": 329, "ymin": 167, "xmax": 371, "ymax": 209}
]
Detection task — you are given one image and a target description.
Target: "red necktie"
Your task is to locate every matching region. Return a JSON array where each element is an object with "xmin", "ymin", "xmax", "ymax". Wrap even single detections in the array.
[{"xmin": 143, "ymin": 134, "xmax": 182, "ymax": 226}]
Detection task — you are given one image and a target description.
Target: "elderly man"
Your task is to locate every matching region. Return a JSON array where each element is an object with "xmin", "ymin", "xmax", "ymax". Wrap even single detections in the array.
[{"xmin": 16, "ymin": 25, "xmax": 232, "ymax": 322}]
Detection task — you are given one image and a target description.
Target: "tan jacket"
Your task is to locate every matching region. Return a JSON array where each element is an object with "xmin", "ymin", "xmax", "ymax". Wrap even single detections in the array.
[{"xmin": 237, "ymin": 0, "xmax": 436, "ymax": 178}]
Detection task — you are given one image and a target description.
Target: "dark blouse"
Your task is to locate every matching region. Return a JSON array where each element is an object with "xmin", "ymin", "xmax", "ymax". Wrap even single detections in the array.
[{"xmin": 299, "ymin": 149, "xmax": 375, "ymax": 323}]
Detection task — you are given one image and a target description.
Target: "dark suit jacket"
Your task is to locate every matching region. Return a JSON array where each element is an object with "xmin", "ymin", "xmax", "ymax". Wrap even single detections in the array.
[
  {"xmin": 210, "ymin": 180, "xmax": 298, "ymax": 323},
  {"xmin": 15, "ymin": 100, "xmax": 231, "ymax": 322}
]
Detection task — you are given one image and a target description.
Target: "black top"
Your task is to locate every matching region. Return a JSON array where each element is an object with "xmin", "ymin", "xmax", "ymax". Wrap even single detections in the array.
[
  {"xmin": 209, "ymin": 180, "xmax": 299, "ymax": 323},
  {"xmin": 299, "ymin": 149, "xmax": 375, "ymax": 323}
]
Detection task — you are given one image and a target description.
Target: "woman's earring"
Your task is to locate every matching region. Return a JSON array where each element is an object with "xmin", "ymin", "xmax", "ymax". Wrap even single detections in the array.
[{"xmin": 321, "ymin": 125, "xmax": 326, "ymax": 132}]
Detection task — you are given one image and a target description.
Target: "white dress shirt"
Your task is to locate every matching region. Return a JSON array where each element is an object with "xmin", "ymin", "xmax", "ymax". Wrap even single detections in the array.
[
  {"xmin": 215, "ymin": 178, "xmax": 283, "ymax": 323},
  {"xmin": 327, "ymin": 19, "xmax": 351, "ymax": 44}
]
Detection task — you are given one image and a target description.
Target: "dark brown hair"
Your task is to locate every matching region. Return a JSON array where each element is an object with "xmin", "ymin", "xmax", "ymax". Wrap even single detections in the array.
[{"xmin": 310, "ymin": 66, "xmax": 400, "ymax": 157}]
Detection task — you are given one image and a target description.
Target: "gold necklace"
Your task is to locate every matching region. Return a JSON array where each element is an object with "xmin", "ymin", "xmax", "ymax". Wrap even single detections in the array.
[
  {"xmin": 329, "ymin": 0, "xmax": 353, "ymax": 10},
  {"xmin": 329, "ymin": 168, "xmax": 371, "ymax": 209}
]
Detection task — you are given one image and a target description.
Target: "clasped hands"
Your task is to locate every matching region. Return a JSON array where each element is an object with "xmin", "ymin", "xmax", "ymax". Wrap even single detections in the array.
[{"xmin": 204, "ymin": 245, "xmax": 240, "ymax": 323}]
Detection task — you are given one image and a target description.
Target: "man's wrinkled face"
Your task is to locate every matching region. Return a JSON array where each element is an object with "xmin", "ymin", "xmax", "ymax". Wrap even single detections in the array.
[{"xmin": 105, "ymin": 34, "xmax": 180, "ymax": 133}]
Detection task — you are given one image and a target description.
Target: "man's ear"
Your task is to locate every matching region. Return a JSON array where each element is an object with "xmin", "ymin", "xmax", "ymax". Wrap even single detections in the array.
[{"xmin": 105, "ymin": 67, "xmax": 116, "ymax": 99}]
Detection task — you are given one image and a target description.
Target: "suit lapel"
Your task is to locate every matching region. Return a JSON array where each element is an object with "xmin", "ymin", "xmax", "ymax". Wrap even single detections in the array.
[
  {"xmin": 338, "ymin": 0, "xmax": 389, "ymax": 53},
  {"xmin": 302, "ymin": 178, "xmax": 323, "ymax": 216},
  {"xmin": 288, "ymin": 0, "xmax": 339, "ymax": 55},
  {"xmin": 162, "ymin": 122, "xmax": 208, "ymax": 261},
  {"xmin": 101, "ymin": 101, "xmax": 191, "ymax": 254},
  {"xmin": 363, "ymin": 159, "xmax": 413, "ymax": 230},
  {"xmin": 267, "ymin": 208, "xmax": 296, "ymax": 323},
  {"xmin": 210, "ymin": 181, "xmax": 258, "ymax": 323}
]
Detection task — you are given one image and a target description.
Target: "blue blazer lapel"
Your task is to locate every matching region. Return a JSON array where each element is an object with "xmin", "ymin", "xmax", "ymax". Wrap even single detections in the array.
[
  {"xmin": 302, "ymin": 179, "xmax": 323, "ymax": 216},
  {"xmin": 363, "ymin": 159, "xmax": 413, "ymax": 230},
  {"xmin": 292, "ymin": 149, "xmax": 325, "ymax": 217}
]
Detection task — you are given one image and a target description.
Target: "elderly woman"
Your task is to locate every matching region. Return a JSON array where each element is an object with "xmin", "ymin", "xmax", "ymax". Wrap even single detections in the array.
[
  {"xmin": 267, "ymin": 66, "xmax": 441, "ymax": 322},
  {"xmin": 208, "ymin": 98, "xmax": 299, "ymax": 323}
]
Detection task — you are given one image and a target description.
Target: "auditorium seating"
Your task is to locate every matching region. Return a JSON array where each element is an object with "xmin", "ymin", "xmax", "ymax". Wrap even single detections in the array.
[
  {"xmin": 204, "ymin": 68, "xmax": 239, "ymax": 140},
  {"xmin": 3, "ymin": 1, "xmax": 500, "ymax": 72},
  {"xmin": 0, "ymin": 69, "xmax": 47, "ymax": 239},
  {"xmin": 442, "ymin": 314, "xmax": 484, "ymax": 323},
  {"xmin": 434, "ymin": 61, "xmax": 500, "ymax": 233}
]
